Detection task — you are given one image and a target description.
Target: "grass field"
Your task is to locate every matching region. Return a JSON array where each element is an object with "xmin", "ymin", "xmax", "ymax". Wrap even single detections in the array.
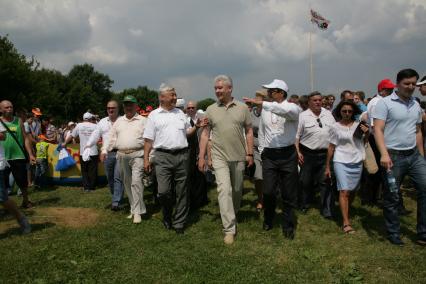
[{"xmin": 0, "ymin": 181, "xmax": 425, "ymax": 283}]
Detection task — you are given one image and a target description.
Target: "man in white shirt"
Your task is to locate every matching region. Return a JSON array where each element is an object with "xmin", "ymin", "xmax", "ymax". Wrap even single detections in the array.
[
  {"xmin": 144, "ymin": 84, "xmax": 198, "ymax": 234},
  {"xmin": 186, "ymin": 101, "xmax": 208, "ymax": 210},
  {"xmin": 108, "ymin": 95, "xmax": 147, "ymax": 224},
  {"xmin": 244, "ymin": 79, "xmax": 300, "ymax": 240},
  {"xmin": 63, "ymin": 112, "xmax": 98, "ymax": 192},
  {"xmin": 86, "ymin": 100, "xmax": 123, "ymax": 211},
  {"xmin": 362, "ymin": 79, "xmax": 395, "ymax": 207},
  {"xmin": 417, "ymin": 76, "xmax": 426, "ymax": 96},
  {"xmin": 295, "ymin": 92, "xmax": 336, "ymax": 219}
]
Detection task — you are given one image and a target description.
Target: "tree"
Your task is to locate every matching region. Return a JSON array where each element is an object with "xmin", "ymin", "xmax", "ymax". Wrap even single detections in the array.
[
  {"xmin": 114, "ymin": 86, "xmax": 159, "ymax": 110},
  {"xmin": 0, "ymin": 35, "xmax": 37, "ymax": 111},
  {"xmin": 65, "ymin": 64, "xmax": 114, "ymax": 120},
  {"xmin": 197, "ymin": 98, "xmax": 216, "ymax": 111}
]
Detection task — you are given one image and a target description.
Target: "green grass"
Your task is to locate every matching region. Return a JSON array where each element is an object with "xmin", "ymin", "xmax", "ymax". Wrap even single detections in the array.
[{"xmin": 0, "ymin": 182, "xmax": 425, "ymax": 283}]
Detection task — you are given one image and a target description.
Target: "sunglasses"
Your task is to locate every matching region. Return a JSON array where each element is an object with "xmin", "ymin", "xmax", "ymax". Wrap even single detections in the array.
[
  {"xmin": 187, "ymin": 107, "xmax": 195, "ymax": 109},
  {"xmin": 107, "ymin": 107, "xmax": 117, "ymax": 110},
  {"xmin": 316, "ymin": 118, "xmax": 323, "ymax": 128},
  {"xmin": 267, "ymin": 88, "xmax": 281, "ymax": 94},
  {"xmin": 341, "ymin": 109, "xmax": 353, "ymax": 114}
]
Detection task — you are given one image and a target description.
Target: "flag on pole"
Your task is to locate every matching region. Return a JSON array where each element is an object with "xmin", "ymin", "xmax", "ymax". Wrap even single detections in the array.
[{"xmin": 310, "ymin": 9, "xmax": 330, "ymax": 30}]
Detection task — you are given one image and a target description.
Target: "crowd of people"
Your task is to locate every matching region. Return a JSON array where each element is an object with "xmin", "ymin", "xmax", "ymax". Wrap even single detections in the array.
[{"xmin": 1, "ymin": 68, "xmax": 426, "ymax": 247}]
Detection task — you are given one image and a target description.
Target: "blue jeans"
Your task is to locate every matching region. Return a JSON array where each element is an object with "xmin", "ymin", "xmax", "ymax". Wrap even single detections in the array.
[
  {"xmin": 383, "ymin": 149, "xmax": 426, "ymax": 238},
  {"xmin": 35, "ymin": 158, "xmax": 48, "ymax": 186},
  {"xmin": 104, "ymin": 152, "xmax": 123, "ymax": 206}
]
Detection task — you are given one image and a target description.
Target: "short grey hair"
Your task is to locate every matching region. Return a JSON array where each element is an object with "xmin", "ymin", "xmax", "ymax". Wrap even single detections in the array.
[
  {"xmin": 214, "ymin": 74, "xmax": 233, "ymax": 87},
  {"xmin": 159, "ymin": 83, "xmax": 176, "ymax": 95}
]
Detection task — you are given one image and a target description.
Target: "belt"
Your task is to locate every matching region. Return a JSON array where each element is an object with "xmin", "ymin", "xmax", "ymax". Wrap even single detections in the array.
[
  {"xmin": 388, "ymin": 148, "xmax": 416, "ymax": 156},
  {"xmin": 156, "ymin": 147, "xmax": 188, "ymax": 154},
  {"xmin": 299, "ymin": 144, "xmax": 327, "ymax": 154},
  {"xmin": 264, "ymin": 144, "xmax": 295, "ymax": 152},
  {"xmin": 118, "ymin": 148, "xmax": 143, "ymax": 154}
]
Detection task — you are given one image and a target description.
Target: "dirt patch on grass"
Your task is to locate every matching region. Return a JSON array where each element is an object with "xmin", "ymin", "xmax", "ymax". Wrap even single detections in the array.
[
  {"xmin": 35, "ymin": 207, "xmax": 101, "ymax": 228},
  {"xmin": 0, "ymin": 207, "xmax": 101, "ymax": 232}
]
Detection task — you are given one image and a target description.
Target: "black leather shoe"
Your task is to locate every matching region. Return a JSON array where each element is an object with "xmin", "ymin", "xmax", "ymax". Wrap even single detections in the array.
[
  {"xmin": 388, "ymin": 235, "xmax": 404, "ymax": 246},
  {"xmin": 398, "ymin": 208, "xmax": 412, "ymax": 216},
  {"xmin": 300, "ymin": 208, "xmax": 309, "ymax": 214},
  {"xmin": 263, "ymin": 223, "xmax": 273, "ymax": 231},
  {"xmin": 175, "ymin": 228, "xmax": 184, "ymax": 235},
  {"xmin": 416, "ymin": 237, "xmax": 426, "ymax": 246},
  {"xmin": 162, "ymin": 220, "xmax": 172, "ymax": 230},
  {"xmin": 283, "ymin": 230, "xmax": 295, "ymax": 240},
  {"xmin": 111, "ymin": 205, "xmax": 120, "ymax": 211}
]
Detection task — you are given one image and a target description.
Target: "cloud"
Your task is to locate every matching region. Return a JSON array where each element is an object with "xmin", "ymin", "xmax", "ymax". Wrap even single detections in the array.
[{"xmin": 1, "ymin": 0, "xmax": 425, "ymax": 100}]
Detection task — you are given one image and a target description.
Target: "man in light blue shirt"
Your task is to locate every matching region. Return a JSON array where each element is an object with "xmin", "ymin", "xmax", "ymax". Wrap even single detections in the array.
[{"xmin": 373, "ymin": 68, "xmax": 426, "ymax": 246}]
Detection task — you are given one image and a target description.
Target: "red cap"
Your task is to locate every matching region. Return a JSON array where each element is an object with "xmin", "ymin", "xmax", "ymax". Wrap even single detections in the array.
[{"xmin": 378, "ymin": 79, "xmax": 396, "ymax": 92}]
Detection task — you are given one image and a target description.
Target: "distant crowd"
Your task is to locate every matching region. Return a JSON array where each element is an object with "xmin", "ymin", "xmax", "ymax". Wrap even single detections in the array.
[{"xmin": 1, "ymin": 68, "xmax": 426, "ymax": 247}]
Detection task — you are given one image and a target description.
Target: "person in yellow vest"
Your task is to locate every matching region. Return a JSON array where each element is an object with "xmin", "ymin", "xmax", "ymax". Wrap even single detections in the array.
[
  {"xmin": 34, "ymin": 134, "xmax": 50, "ymax": 187},
  {"xmin": 0, "ymin": 100, "xmax": 36, "ymax": 208}
]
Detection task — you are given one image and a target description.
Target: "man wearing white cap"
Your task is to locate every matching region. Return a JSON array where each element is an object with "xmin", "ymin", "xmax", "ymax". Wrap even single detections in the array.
[
  {"xmin": 199, "ymin": 75, "xmax": 254, "ymax": 244},
  {"xmin": 62, "ymin": 112, "xmax": 98, "ymax": 192},
  {"xmin": 244, "ymin": 79, "xmax": 301, "ymax": 240},
  {"xmin": 86, "ymin": 100, "xmax": 123, "ymax": 211},
  {"xmin": 417, "ymin": 76, "xmax": 426, "ymax": 96}
]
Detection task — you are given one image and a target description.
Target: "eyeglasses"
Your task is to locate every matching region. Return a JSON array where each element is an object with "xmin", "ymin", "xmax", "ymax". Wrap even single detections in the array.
[
  {"xmin": 341, "ymin": 109, "xmax": 353, "ymax": 114},
  {"xmin": 267, "ymin": 88, "xmax": 281, "ymax": 94},
  {"xmin": 316, "ymin": 118, "xmax": 323, "ymax": 128},
  {"xmin": 187, "ymin": 107, "xmax": 195, "ymax": 110}
]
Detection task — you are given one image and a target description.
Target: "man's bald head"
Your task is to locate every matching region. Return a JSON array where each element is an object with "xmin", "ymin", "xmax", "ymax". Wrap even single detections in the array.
[
  {"xmin": 186, "ymin": 101, "xmax": 197, "ymax": 117},
  {"xmin": 0, "ymin": 100, "xmax": 14, "ymax": 118}
]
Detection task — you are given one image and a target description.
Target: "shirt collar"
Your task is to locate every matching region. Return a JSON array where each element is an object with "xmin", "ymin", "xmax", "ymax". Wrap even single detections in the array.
[
  {"xmin": 158, "ymin": 106, "xmax": 179, "ymax": 113},
  {"xmin": 307, "ymin": 107, "xmax": 325, "ymax": 118},
  {"xmin": 390, "ymin": 91, "xmax": 415, "ymax": 106},
  {"xmin": 123, "ymin": 113, "xmax": 141, "ymax": 121},
  {"xmin": 217, "ymin": 99, "xmax": 236, "ymax": 109}
]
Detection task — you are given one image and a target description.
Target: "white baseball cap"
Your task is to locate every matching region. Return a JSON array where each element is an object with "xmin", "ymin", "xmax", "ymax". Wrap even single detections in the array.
[
  {"xmin": 262, "ymin": 79, "xmax": 289, "ymax": 93},
  {"xmin": 176, "ymin": 98, "xmax": 186, "ymax": 109},
  {"xmin": 417, "ymin": 79, "xmax": 426, "ymax": 86},
  {"xmin": 83, "ymin": 112, "xmax": 94, "ymax": 120}
]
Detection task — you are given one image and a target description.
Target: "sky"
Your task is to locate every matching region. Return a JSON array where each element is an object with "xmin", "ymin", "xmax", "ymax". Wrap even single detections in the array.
[{"xmin": 1, "ymin": 0, "xmax": 426, "ymax": 101}]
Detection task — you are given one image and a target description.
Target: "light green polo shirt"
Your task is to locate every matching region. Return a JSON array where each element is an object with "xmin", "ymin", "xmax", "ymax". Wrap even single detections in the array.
[{"xmin": 206, "ymin": 100, "xmax": 252, "ymax": 162}]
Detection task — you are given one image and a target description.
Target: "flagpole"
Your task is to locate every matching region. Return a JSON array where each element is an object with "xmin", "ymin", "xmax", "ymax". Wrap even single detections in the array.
[{"xmin": 309, "ymin": 29, "xmax": 314, "ymax": 92}]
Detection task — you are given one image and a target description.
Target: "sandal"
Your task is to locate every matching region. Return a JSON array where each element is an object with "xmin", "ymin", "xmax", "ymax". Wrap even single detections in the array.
[
  {"xmin": 20, "ymin": 201, "xmax": 35, "ymax": 209},
  {"xmin": 343, "ymin": 224, "xmax": 355, "ymax": 234}
]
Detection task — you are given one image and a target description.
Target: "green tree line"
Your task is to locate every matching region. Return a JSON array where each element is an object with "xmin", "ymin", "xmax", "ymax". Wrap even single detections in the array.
[{"xmin": 0, "ymin": 35, "xmax": 215, "ymax": 123}]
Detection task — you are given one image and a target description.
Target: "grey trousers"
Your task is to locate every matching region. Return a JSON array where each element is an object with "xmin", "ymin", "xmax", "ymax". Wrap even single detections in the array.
[
  {"xmin": 154, "ymin": 150, "xmax": 189, "ymax": 229},
  {"xmin": 117, "ymin": 150, "xmax": 146, "ymax": 215}
]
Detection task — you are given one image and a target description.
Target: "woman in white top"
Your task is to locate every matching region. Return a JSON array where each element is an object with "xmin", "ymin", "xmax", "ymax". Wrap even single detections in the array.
[{"xmin": 325, "ymin": 101, "xmax": 369, "ymax": 234}]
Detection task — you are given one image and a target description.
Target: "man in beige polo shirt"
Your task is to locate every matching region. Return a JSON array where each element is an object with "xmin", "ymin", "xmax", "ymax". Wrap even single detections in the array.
[
  {"xmin": 108, "ymin": 95, "xmax": 147, "ymax": 224},
  {"xmin": 198, "ymin": 75, "xmax": 254, "ymax": 245}
]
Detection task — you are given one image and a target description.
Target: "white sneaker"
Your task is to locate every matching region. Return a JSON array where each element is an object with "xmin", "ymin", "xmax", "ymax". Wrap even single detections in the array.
[
  {"xmin": 127, "ymin": 214, "xmax": 133, "ymax": 219},
  {"xmin": 133, "ymin": 214, "xmax": 141, "ymax": 224},
  {"xmin": 224, "ymin": 234, "xmax": 235, "ymax": 245}
]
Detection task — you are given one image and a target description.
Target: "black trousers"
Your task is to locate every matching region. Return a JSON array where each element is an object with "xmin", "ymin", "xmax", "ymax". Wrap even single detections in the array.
[
  {"xmin": 299, "ymin": 147, "xmax": 334, "ymax": 217},
  {"xmin": 4, "ymin": 159, "xmax": 28, "ymax": 190},
  {"xmin": 262, "ymin": 146, "xmax": 298, "ymax": 231},
  {"xmin": 80, "ymin": 155, "xmax": 98, "ymax": 190}
]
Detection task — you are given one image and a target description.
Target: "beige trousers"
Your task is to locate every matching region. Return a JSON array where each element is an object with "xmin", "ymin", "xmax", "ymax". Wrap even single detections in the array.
[
  {"xmin": 117, "ymin": 150, "xmax": 146, "ymax": 215},
  {"xmin": 212, "ymin": 157, "xmax": 245, "ymax": 235}
]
